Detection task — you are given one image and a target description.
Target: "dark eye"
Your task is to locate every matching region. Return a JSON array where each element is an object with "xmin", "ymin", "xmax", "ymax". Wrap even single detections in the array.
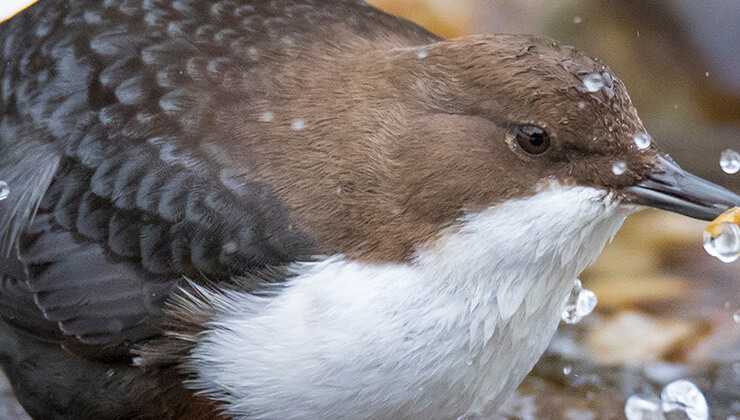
[{"xmin": 514, "ymin": 124, "xmax": 551, "ymax": 155}]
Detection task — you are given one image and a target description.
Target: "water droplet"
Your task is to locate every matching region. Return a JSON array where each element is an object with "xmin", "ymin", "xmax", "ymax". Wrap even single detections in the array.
[
  {"xmin": 733, "ymin": 310, "xmax": 740, "ymax": 323},
  {"xmin": 563, "ymin": 365, "xmax": 573, "ymax": 375},
  {"xmin": 572, "ymin": 16, "xmax": 583, "ymax": 24},
  {"xmin": 417, "ymin": 48, "xmax": 429, "ymax": 59},
  {"xmin": 719, "ymin": 148, "xmax": 740, "ymax": 174},
  {"xmin": 660, "ymin": 380, "xmax": 709, "ymax": 420},
  {"xmin": 703, "ymin": 222, "xmax": 740, "ymax": 263},
  {"xmin": 624, "ymin": 395, "xmax": 663, "ymax": 420},
  {"xmin": 0, "ymin": 181, "xmax": 8, "ymax": 201},
  {"xmin": 259, "ymin": 111, "xmax": 274, "ymax": 122},
  {"xmin": 222, "ymin": 241, "xmax": 238, "ymax": 254},
  {"xmin": 291, "ymin": 118, "xmax": 305, "ymax": 130},
  {"xmin": 562, "ymin": 279, "xmax": 597, "ymax": 324},
  {"xmin": 582, "ymin": 73, "xmax": 605, "ymax": 92},
  {"xmin": 704, "ymin": 71, "xmax": 710, "ymax": 78},
  {"xmin": 612, "ymin": 161, "xmax": 627, "ymax": 176},
  {"xmin": 575, "ymin": 289, "xmax": 598, "ymax": 317},
  {"xmin": 633, "ymin": 132, "xmax": 652, "ymax": 150}
]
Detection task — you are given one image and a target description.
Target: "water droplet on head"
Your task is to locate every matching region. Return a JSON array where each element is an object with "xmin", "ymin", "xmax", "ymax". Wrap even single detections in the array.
[
  {"xmin": 719, "ymin": 148, "xmax": 740, "ymax": 174},
  {"xmin": 633, "ymin": 132, "xmax": 652, "ymax": 150},
  {"xmin": 572, "ymin": 16, "xmax": 583, "ymax": 24},
  {"xmin": 624, "ymin": 395, "xmax": 662, "ymax": 420},
  {"xmin": 660, "ymin": 380, "xmax": 709, "ymax": 420},
  {"xmin": 703, "ymin": 222, "xmax": 740, "ymax": 263},
  {"xmin": 0, "ymin": 181, "xmax": 8, "ymax": 201},
  {"xmin": 259, "ymin": 111, "xmax": 274, "ymax": 122},
  {"xmin": 222, "ymin": 241, "xmax": 238, "ymax": 255},
  {"xmin": 416, "ymin": 48, "xmax": 428, "ymax": 59},
  {"xmin": 582, "ymin": 72, "xmax": 605, "ymax": 93},
  {"xmin": 291, "ymin": 118, "xmax": 305, "ymax": 130},
  {"xmin": 612, "ymin": 161, "xmax": 627, "ymax": 176}
]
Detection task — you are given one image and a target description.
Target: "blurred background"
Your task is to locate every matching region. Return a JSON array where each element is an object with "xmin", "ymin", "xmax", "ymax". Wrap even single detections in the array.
[{"xmin": 1, "ymin": 0, "xmax": 738, "ymax": 419}]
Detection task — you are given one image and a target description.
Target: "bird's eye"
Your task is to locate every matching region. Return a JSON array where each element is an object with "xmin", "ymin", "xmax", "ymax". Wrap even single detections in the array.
[{"xmin": 514, "ymin": 124, "xmax": 551, "ymax": 155}]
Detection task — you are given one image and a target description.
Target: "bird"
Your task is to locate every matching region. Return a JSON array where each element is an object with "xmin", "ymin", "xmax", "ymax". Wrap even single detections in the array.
[{"xmin": 0, "ymin": 0, "xmax": 738, "ymax": 419}]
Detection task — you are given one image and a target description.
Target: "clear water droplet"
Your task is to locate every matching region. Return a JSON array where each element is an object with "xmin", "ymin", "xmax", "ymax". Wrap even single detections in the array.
[
  {"xmin": 417, "ymin": 48, "xmax": 429, "ymax": 59},
  {"xmin": 563, "ymin": 365, "xmax": 573, "ymax": 375},
  {"xmin": 0, "ymin": 181, "xmax": 8, "ymax": 201},
  {"xmin": 612, "ymin": 161, "xmax": 627, "ymax": 176},
  {"xmin": 660, "ymin": 380, "xmax": 709, "ymax": 420},
  {"xmin": 575, "ymin": 289, "xmax": 598, "ymax": 317},
  {"xmin": 633, "ymin": 132, "xmax": 652, "ymax": 150},
  {"xmin": 291, "ymin": 118, "xmax": 305, "ymax": 130},
  {"xmin": 703, "ymin": 222, "xmax": 740, "ymax": 263},
  {"xmin": 562, "ymin": 279, "xmax": 596, "ymax": 324},
  {"xmin": 259, "ymin": 111, "xmax": 274, "ymax": 122},
  {"xmin": 624, "ymin": 395, "xmax": 663, "ymax": 420},
  {"xmin": 572, "ymin": 16, "xmax": 583, "ymax": 24},
  {"xmin": 562, "ymin": 306, "xmax": 579, "ymax": 324},
  {"xmin": 733, "ymin": 310, "xmax": 740, "ymax": 323},
  {"xmin": 582, "ymin": 73, "xmax": 605, "ymax": 92},
  {"xmin": 719, "ymin": 149, "xmax": 740, "ymax": 174}
]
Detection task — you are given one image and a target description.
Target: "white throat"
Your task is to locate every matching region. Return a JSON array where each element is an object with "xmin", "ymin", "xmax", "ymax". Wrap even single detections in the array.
[{"xmin": 185, "ymin": 185, "xmax": 630, "ymax": 420}]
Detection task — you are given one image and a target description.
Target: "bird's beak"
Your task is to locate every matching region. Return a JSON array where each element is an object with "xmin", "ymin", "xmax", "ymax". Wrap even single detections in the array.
[{"xmin": 625, "ymin": 155, "xmax": 740, "ymax": 221}]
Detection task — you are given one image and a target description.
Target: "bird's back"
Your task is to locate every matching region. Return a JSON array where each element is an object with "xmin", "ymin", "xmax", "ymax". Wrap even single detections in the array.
[{"xmin": 0, "ymin": 0, "xmax": 436, "ymax": 417}]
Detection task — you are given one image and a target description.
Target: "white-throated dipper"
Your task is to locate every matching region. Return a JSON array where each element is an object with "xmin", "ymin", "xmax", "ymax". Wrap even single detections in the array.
[{"xmin": 0, "ymin": 1, "xmax": 738, "ymax": 419}]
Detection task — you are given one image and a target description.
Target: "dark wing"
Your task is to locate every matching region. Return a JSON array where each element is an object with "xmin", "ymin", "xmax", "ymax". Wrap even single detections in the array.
[{"xmin": 1, "ymin": 0, "xmax": 435, "ymax": 356}]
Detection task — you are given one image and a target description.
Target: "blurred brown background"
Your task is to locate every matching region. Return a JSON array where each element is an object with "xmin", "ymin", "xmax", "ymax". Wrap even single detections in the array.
[{"xmin": 1, "ymin": 0, "xmax": 738, "ymax": 418}]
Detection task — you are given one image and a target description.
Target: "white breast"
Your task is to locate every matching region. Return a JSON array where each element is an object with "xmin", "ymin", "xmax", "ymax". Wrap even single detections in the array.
[{"xmin": 186, "ymin": 185, "xmax": 631, "ymax": 420}]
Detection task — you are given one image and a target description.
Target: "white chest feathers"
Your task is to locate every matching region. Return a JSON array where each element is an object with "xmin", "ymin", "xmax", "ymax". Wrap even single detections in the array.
[{"xmin": 185, "ymin": 185, "xmax": 630, "ymax": 420}]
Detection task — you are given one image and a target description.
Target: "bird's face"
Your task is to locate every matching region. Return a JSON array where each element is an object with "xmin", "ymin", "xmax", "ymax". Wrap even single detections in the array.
[{"xmin": 396, "ymin": 35, "xmax": 739, "ymax": 221}]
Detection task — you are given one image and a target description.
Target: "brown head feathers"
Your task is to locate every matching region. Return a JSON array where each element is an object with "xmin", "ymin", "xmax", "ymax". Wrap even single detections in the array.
[{"xmin": 218, "ymin": 33, "xmax": 656, "ymax": 262}]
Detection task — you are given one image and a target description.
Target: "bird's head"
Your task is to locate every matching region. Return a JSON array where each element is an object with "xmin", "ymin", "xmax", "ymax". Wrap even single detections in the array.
[
  {"xmin": 380, "ymin": 34, "xmax": 739, "ymax": 222},
  {"xmin": 233, "ymin": 33, "xmax": 739, "ymax": 261}
]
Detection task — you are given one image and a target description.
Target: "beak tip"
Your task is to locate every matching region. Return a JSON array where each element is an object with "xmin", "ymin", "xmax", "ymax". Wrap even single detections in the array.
[{"xmin": 625, "ymin": 155, "xmax": 740, "ymax": 221}]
